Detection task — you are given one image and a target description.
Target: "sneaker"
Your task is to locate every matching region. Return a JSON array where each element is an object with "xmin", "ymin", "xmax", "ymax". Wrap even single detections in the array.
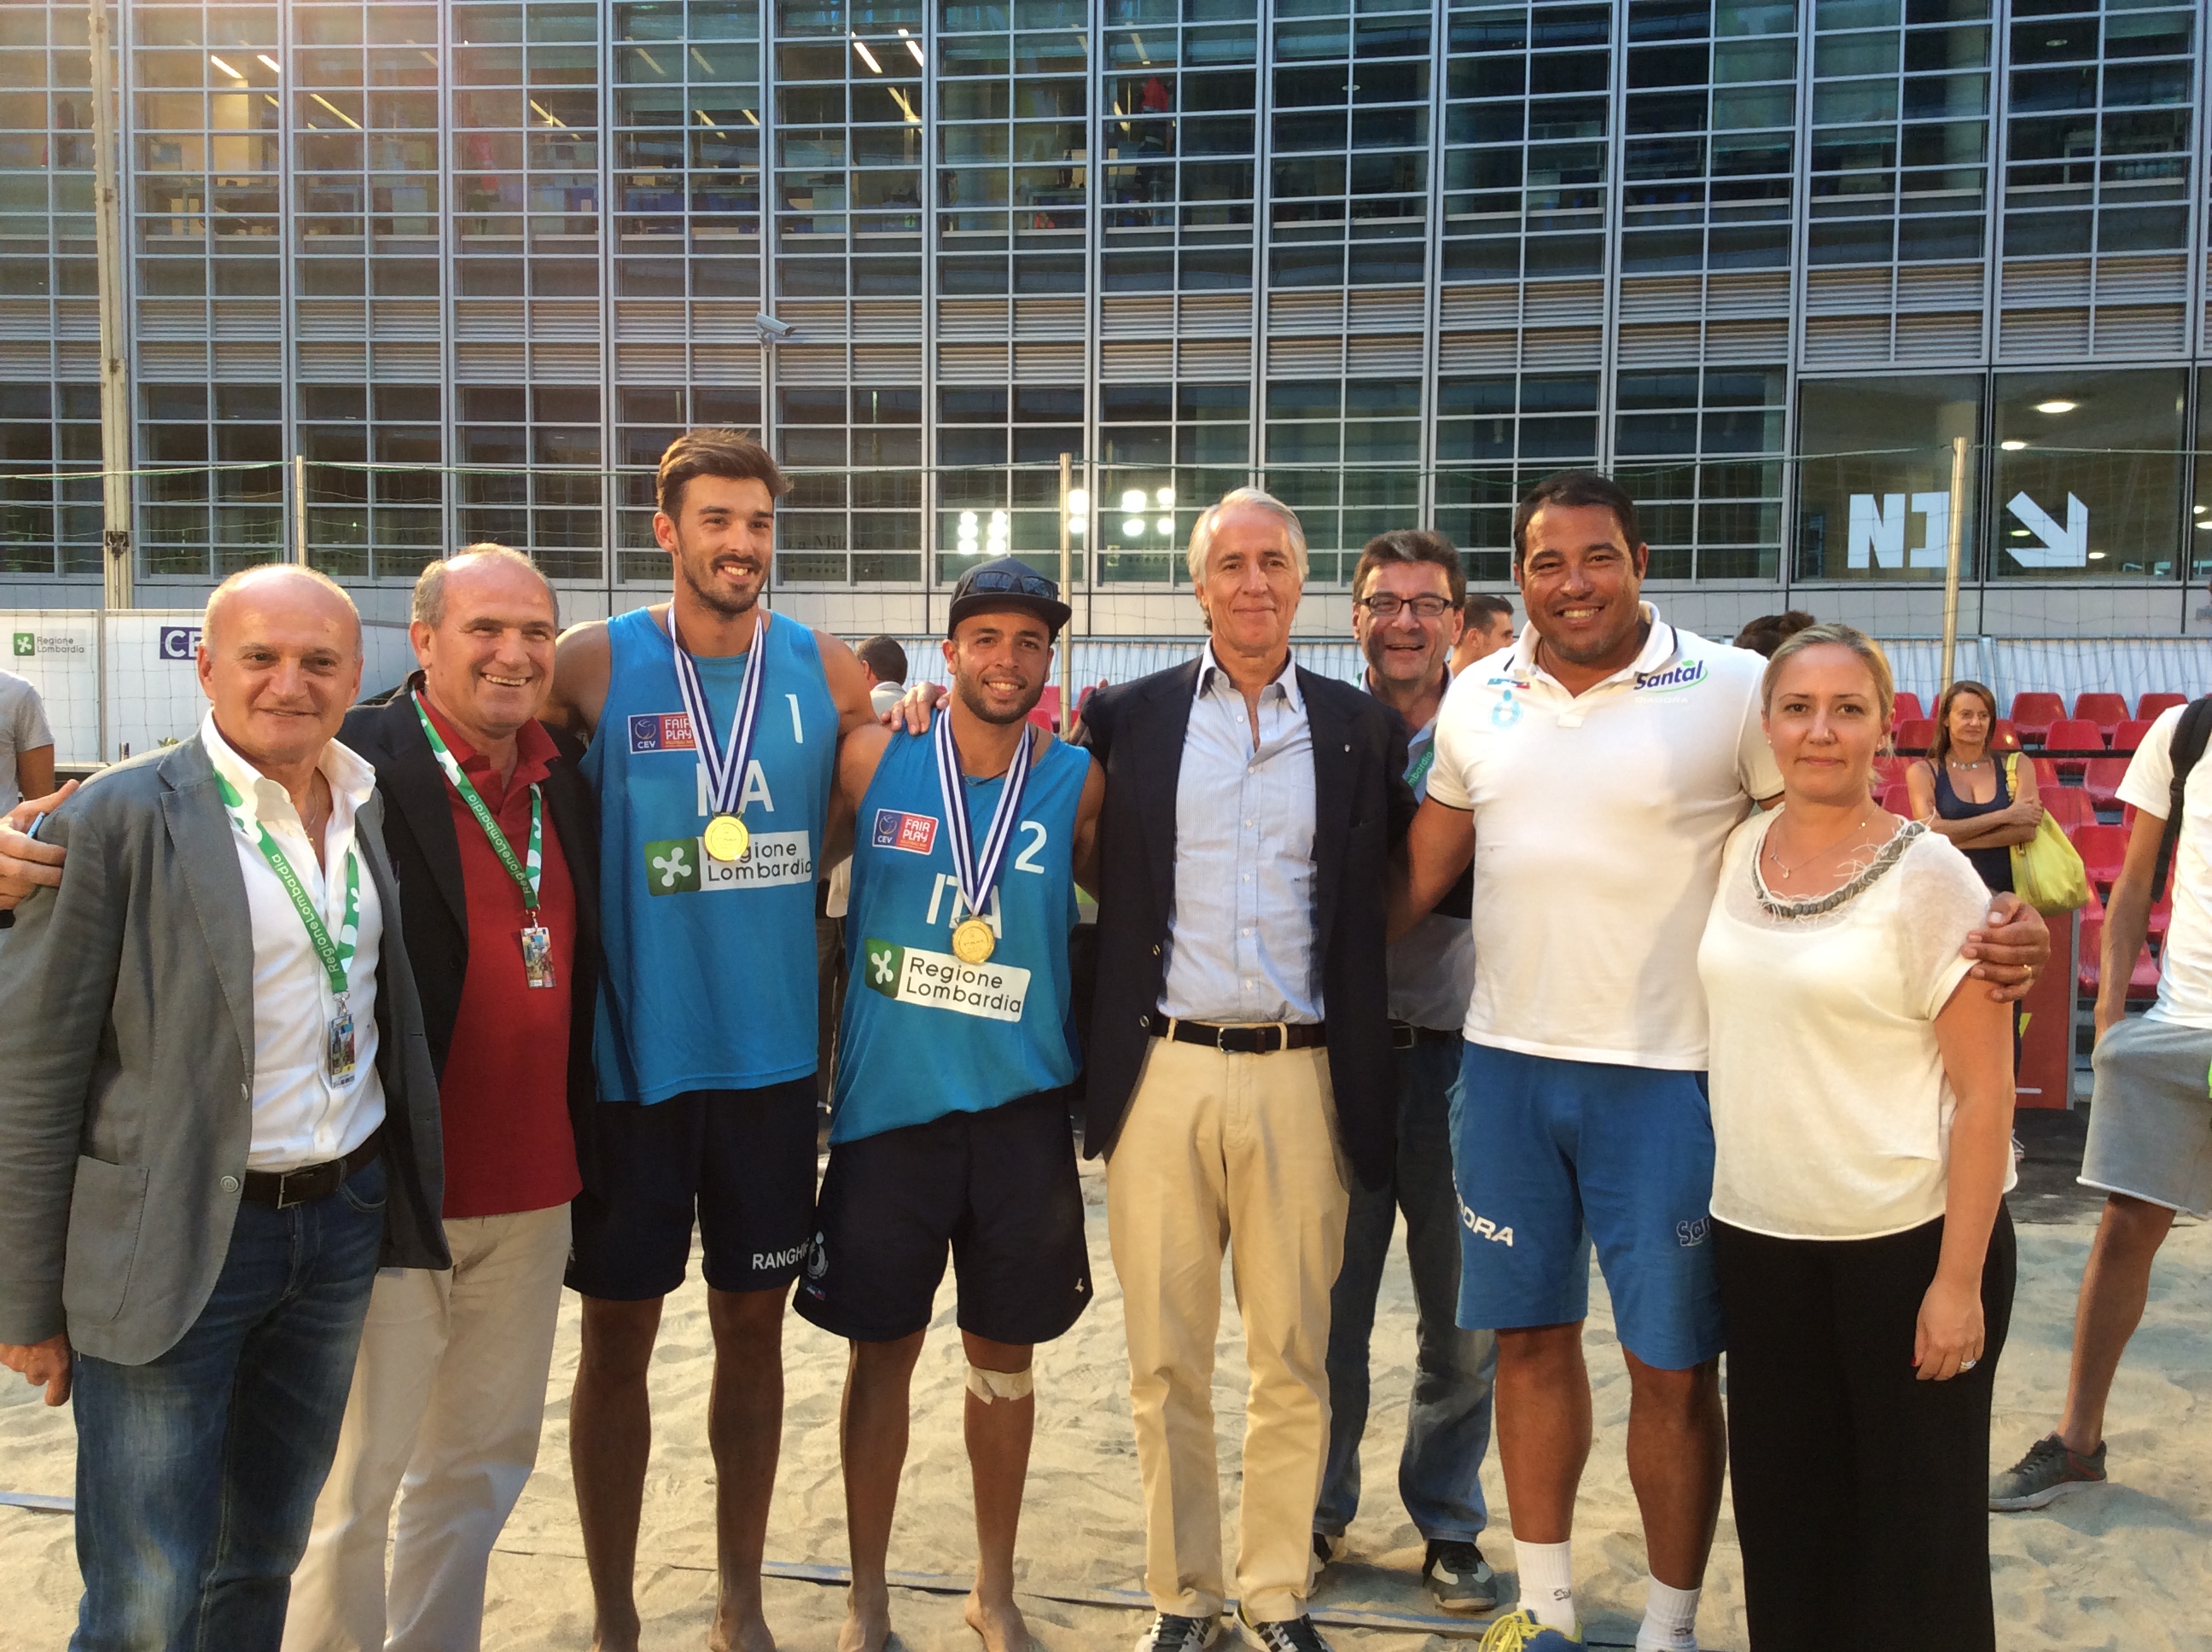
[
  {"xmin": 1989, "ymin": 1433, "xmax": 2109, "ymax": 1511},
  {"xmin": 1476, "ymin": 1608, "xmax": 1582, "ymax": 1649},
  {"xmin": 1235, "ymin": 1605, "xmax": 1333, "ymax": 1652},
  {"xmin": 1423, "ymin": 1539, "xmax": 1499, "ymax": 1613},
  {"xmin": 1311, "ymin": 1532, "xmax": 1347, "ymax": 1573},
  {"xmin": 1134, "ymin": 1614, "xmax": 1221, "ymax": 1652}
]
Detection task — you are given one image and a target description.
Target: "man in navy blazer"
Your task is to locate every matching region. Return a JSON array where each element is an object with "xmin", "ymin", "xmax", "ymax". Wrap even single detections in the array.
[{"xmin": 1075, "ymin": 489, "xmax": 1417, "ymax": 1652}]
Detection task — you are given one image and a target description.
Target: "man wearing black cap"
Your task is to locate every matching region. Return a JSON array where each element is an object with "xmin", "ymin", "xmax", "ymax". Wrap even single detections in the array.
[{"xmin": 798, "ymin": 556, "xmax": 1105, "ymax": 1652}]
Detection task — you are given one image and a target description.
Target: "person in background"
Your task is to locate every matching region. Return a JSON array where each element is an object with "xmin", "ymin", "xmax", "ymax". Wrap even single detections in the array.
[
  {"xmin": 1991, "ymin": 694, "xmax": 2212, "ymax": 1513},
  {"xmin": 0, "ymin": 664, "xmax": 54, "ymax": 817},
  {"xmin": 1699, "ymin": 625, "xmax": 2015, "ymax": 1650},
  {"xmin": 855, "ymin": 634, "xmax": 910, "ymax": 718},
  {"xmin": 1449, "ymin": 594, "xmax": 1516, "ymax": 677},
  {"xmin": 0, "ymin": 565, "xmax": 448, "ymax": 1651},
  {"xmin": 283, "ymin": 546, "xmax": 600, "ymax": 1652},
  {"xmin": 1906, "ymin": 679, "xmax": 2041, "ymax": 898},
  {"xmin": 1730, "ymin": 610, "xmax": 1816, "ymax": 659},
  {"xmin": 1319, "ymin": 529, "xmax": 1499, "ymax": 1614}
]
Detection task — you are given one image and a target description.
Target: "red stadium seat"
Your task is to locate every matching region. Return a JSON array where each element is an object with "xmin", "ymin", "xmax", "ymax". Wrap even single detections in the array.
[
  {"xmin": 1871, "ymin": 754, "xmax": 1910, "ymax": 794},
  {"xmin": 1893, "ymin": 718, "xmax": 1935, "ymax": 754},
  {"xmin": 2010, "ymin": 692, "xmax": 2065, "ymax": 746},
  {"xmin": 1990, "ymin": 718, "xmax": 2022, "ymax": 751},
  {"xmin": 2029, "ymin": 756, "xmax": 2061, "ymax": 792},
  {"xmin": 2071, "ymin": 823, "xmax": 2130, "ymax": 891},
  {"xmin": 2110, "ymin": 719, "xmax": 2151, "ymax": 754},
  {"xmin": 1027, "ymin": 684, "xmax": 1062, "ymax": 733},
  {"xmin": 1879, "ymin": 781, "xmax": 1913, "ymax": 816},
  {"xmin": 2040, "ymin": 786, "xmax": 2098, "ymax": 833},
  {"xmin": 2073, "ymin": 692, "xmax": 2129, "ymax": 736},
  {"xmin": 2137, "ymin": 691, "xmax": 2187, "ymax": 722},
  {"xmin": 2083, "ymin": 759, "xmax": 2132, "ymax": 812},
  {"xmin": 2043, "ymin": 718, "xmax": 2104, "ymax": 774},
  {"xmin": 1892, "ymin": 690, "xmax": 1926, "ymax": 724},
  {"xmin": 2078, "ymin": 918, "xmax": 2160, "ymax": 1000}
]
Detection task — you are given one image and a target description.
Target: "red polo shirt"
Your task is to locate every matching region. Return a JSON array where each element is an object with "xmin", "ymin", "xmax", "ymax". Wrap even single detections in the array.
[{"xmin": 420, "ymin": 695, "xmax": 582, "ymax": 1219}]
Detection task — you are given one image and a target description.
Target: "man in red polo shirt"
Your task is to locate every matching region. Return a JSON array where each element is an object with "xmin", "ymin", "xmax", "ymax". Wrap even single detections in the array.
[{"xmin": 283, "ymin": 545, "xmax": 602, "ymax": 1652}]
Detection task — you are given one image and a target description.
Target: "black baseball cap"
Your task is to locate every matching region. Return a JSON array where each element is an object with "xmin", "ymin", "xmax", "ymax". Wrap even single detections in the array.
[{"xmin": 946, "ymin": 556, "xmax": 1071, "ymax": 637}]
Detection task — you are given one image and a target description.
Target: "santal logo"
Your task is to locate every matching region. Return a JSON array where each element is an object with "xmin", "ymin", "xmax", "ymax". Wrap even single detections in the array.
[{"xmin": 1635, "ymin": 660, "xmax": 1708, "ymax": 694}]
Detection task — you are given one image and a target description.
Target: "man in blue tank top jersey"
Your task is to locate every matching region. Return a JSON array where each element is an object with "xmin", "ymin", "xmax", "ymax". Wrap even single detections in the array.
[
  {"xmin": 795, "ymin": 555, "xmax": 1103, "ymax": 1652},
  {"xmin": 540, "ymin": 428, "xmax": 879, "ymax": 1652}
]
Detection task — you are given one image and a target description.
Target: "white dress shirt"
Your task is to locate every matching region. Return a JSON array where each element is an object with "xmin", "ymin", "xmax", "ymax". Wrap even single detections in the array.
[
  {"xmin": 1159, "ymin": 643, "xmax": 1322, "ymax": 1024},
  {"xmin": 201, "ymin": 713, "xmax": 387, "ymax": 1171}
]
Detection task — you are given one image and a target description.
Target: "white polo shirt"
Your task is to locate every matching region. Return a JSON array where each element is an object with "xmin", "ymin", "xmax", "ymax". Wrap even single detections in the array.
[
  {"xmin": 2117, "ymin": 706, "xmax": 2212, "ymax": 1029},
  {"xmin": 1427, "ymin": 604, "xmax": 1781, "ymax": 1069}
]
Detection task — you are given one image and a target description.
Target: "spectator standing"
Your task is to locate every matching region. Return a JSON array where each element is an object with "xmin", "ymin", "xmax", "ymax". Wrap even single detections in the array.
[
  {"xmin": 1700, "ymin": 625, "xmax": 2016, "ymax": 1649},
  {"xmin": 1730, "ymin": 610, "xmax": 1816, "ymax": 659},
  {"xmin": 855, "ymin": 633, "xmax": 910, "ymax": 717},
  {"xmin": 283, "ymin": 547, "xmax": 600, "ymax": 1652},
  {"xmin": 1319, "ymin": 529, "xmax": 1499, "ymax": 1614},
  {"xmin": 0, "ymin": 665, "xmax": 54, "ymax": 815},
  {"xmin": 1450, "ymin": 594, "xmax": 1516, "ymax": 677},
  {"xmin": 1992, "ymin": 695, "xmax": 2212, "ymax": 1511},
  {"xmin": 1078, "ymin": 488, "xmax": 1417, "ymax": 1652},
  {"xmin": 1906, "ymin": 679, "xmax": 2041, "ymax": 896},
  {"xmin": 1394, "ymin": 472, "xmax": 2046, "ymax": 1652},
  {"xmin": 541, "ymin": 429, "xmax": 878, "ymax": 1652},
  {"xmin": 0, "ymin": 565, "xmax": 448, "ymax": 1651}
]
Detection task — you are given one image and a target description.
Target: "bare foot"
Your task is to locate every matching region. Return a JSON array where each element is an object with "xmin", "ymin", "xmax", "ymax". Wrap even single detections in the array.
[
  {"xmin": 963, "ymin": 1589, "xmax": 1032, "ymax": 1652},
  {"xmin": 838, "ymin": 1583, "xmax": 893, "ymax": 1652},
  {"xmin": 708, "ymin": 1597, "xmax": 777, "ymax": 1652},
  {"xmin": 591, "ymin": 1608, "xmax": 642, "ymax": 1652}
]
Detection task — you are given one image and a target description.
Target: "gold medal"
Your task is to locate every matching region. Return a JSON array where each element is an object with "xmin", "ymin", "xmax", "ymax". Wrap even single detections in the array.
[
  {"xmin": 951, "ymin": 916, "xmax": 996, "ymax": 964},
  {"xmin": 703, "ymin": 813, "xmax": 750, "ymax": 863}
]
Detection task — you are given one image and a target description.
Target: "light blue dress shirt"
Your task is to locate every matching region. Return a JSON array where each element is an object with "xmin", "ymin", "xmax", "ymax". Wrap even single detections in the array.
[{"xmin": 1158, "ymin": 643, "xmax": 1323, "ymax": 1024}]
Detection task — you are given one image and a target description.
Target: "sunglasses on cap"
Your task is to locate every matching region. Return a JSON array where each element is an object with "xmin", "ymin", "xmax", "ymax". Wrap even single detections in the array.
[{"xmin": 963, "ymin": 568, "xmax": 1059, "ymax": 599}]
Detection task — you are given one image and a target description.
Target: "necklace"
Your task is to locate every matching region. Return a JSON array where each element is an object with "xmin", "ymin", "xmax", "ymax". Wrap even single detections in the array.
[
  {"xmin": 1947, "ymin": 753, "xmax": 1988, "ymax": 770},
  {"xmin": 1764, "ymin": 811, "xmax": 1873, "ymax": 879}
]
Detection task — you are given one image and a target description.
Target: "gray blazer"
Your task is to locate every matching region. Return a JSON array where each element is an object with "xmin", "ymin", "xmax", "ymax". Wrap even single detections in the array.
[{"xmin": 0, "ymin": 736, "xmax": 449, "ymax": 1365}]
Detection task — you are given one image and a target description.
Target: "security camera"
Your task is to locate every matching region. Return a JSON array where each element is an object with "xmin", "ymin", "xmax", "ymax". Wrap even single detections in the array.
[{"xmin": 755, "ymin": 312, "xmax": 796, "ymax": 340}]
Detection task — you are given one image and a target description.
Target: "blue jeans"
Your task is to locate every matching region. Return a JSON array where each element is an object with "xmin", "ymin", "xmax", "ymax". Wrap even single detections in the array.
[
  {"xmin": 1317, "ymin": 1037, "xmax": 1498, "ymax": 1543},
  {"xmin": 71, "ymin": 1157, "xmax": 387, "ymax": 1652}
]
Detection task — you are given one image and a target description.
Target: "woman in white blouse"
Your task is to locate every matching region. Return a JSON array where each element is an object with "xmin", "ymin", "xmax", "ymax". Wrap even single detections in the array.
[{"xmin": 1697, "ymin": 625, "xmax": 2016, "ymax": 1650}]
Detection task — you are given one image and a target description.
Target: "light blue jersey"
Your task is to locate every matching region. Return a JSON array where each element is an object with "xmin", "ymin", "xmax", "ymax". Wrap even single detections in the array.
[
  {"xmin": 831, "ymin": 727, "xmax": 1088, "ymax": 1144},
  {"xmin": 584, "ymin": 606, "xmax": 838, "ymax": 1102}
]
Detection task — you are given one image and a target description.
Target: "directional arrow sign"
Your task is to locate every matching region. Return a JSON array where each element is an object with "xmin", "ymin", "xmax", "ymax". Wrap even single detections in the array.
[{"xmin": 2005, "ymin": 492, "xmax": 2088, "ymax": 568}]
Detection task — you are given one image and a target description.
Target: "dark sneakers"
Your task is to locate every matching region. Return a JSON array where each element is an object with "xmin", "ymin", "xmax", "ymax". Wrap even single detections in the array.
[
  {"xmin": 1237, "ymin": 1605, "xmax": 1335, "ymax": 1652},
  {"xmin": 1989, "ymin": 1434, "xmax": 2110, "ymax": 1510},
  {"xmin": 1423, "ymin": 1539, "xmax": 1500, "ymax": 1613},
  {"xmin": 1133, "ymin": 1613, "xmax": 1221, "ymax": 1652},
  {"xmin": 1310, "ymin": 1532, "xmax": 1347, "ymax": 1574}
]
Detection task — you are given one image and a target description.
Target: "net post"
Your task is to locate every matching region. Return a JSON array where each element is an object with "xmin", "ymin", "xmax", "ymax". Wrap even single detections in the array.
[
  {"xmin": 1059, "ymin": 451, "xmax": 1073, "ymax": 735},
  {"xmin": 89, "ymin": 0, "xmax": 131, "ymax": 614},
  {"xmin": 293, "ymin": 452, "xmax": 308, "ymax": 566},
  {"xmin": 1940, "ymin": 435, "xmax": 1967, "ymax": 691}
]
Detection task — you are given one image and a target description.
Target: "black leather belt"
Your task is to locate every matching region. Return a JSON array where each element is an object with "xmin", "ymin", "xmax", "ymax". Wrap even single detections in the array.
[
  {"xmin": 1152, "ymin": 1018, "xmax": 1327, "ymax": 1055},
  {"xmin": 241, "ymin": 1127, "xmax": 383, "ymax": 1210},
  {"xmin": 1389, "ymin": 1021, "xmax": 1459, "ymax": 1050}
]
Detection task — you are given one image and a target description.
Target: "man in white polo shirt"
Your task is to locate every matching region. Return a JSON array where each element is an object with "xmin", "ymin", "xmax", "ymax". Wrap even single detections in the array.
[{"xmin": 1394, "ymin": 472, "xmax": 2048, "ymax": 1652}]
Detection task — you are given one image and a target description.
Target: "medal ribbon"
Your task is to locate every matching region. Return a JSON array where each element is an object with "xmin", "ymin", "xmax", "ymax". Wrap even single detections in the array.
[
  {"xmin": 213, "ymin": 770, "xmax": 359, "ymax": 998},
  {"xmin": 410, "ymin": 694, "xmax": 543, "ymax": 914},
  {"xmin": 668, "ymin": 607, "xmax": 769, "ymax": 823},
  {"xmin": 933, "ymin": 709, "xmax": 1033, "ymax": 929}
]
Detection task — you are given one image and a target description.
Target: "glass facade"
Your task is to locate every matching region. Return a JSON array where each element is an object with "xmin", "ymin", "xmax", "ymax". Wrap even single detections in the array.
[{"xmin": 1, "ymin": 0, "xmax": 2209, "ymax": 608}]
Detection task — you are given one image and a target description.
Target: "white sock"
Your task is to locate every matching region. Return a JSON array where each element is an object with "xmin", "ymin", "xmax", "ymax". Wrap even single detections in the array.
[
  {"xmin": 1513, "ymin": 1539, "xmax": 1575, "ymax": 1632},
  {"xmin": 1634, "ymin": 1578, "xmax": 1701, "ymax": 1651}
]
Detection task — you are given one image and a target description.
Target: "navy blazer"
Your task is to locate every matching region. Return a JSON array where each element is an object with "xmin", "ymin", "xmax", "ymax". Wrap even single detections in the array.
[{"xmin": 1074, "ymin": 657, "xmax": 1417, "ymax": 1190}]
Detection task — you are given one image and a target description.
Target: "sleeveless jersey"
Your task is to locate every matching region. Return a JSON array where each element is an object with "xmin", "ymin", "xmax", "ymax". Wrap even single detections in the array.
[
  {"xmin": 830, "ymin": 727, "xmax": 1089, "ymax": 1144},
  {"xmin": 583, "ymin": 605, "xmax": 838, "ymax": 1102}
]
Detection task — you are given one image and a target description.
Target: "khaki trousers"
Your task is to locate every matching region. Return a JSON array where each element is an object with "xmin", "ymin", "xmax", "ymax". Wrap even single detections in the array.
[
  {"xmin": 283, "ymin": 1203, "xmax": 571, "ymax": 1652},
  {"xmin": 1106, "ymin": 1037, "xmax": 1350, "ymax": 1624}
]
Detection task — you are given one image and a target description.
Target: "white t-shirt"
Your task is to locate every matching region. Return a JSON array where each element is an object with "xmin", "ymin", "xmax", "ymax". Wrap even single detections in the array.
[
  {"xmin": 0, "ymin": 669, "xmax": 54, "ymax": 816},
  {"xmin": 1426, "ymin": 605, "xmax": 1783, "ymax": 1068},
  {"xmin": 1700, "ymin": 813, "xmax": 2014, "ymax": 1241},
  {"xmin": 2116, "ymin": 705, "xmax": 2212, "ymax": 1029}
]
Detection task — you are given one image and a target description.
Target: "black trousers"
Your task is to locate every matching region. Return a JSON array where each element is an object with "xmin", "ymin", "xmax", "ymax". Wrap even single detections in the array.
[{"xmin": 1714, "ymin": 1206, "xmax": 2016, "ymax": 1652}]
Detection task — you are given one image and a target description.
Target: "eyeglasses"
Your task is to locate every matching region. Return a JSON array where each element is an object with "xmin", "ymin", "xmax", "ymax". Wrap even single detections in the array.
[
  {"xmin": 963, "ymin": 568, "xmax": 1058, "ymax": 600},
  {"xmin": 1356, "ymin": 594, "xmax": 1452, "ymax": 620}
]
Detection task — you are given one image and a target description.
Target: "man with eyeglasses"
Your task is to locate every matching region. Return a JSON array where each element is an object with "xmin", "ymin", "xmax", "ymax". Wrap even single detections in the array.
[{"xmin": 1313, "ymin": 531, "xmax": 1500, "ymax": 1615}]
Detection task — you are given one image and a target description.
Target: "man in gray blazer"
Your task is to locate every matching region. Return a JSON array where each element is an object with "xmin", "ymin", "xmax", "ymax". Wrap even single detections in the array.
[{"xmin": 0, "ymin": 564, "xmax": 448, "ymax": 1652}]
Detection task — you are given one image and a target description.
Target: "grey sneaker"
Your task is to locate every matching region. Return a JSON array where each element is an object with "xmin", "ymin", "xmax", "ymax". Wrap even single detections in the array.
[
  {"xmin": 1990, "ymin": 1434, "xmax": 2108, "ymax": 1510},
  {"xmin": 1134, "ymin": 1613, "xmax": 1220, "ymax": 1652},
  {"xmin": 1423, "ymin": 1539, "xmax": 1499, "ymax": 1613},
  {"xmin": 1236, "ymin": 1606, "xmax": 1334, "ymax": 1652}
]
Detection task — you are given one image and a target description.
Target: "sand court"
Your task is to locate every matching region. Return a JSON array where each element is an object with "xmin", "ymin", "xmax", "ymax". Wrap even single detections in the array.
[{"xmin": 3, "ymin": 1160, "xmax": 2209, "ymax": 1650}]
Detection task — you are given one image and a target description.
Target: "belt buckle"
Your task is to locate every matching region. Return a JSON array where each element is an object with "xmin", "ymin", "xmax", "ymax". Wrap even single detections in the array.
[{"xmin": 273, "ymin": 1164, "xmax": 321, "ymax": 1210}]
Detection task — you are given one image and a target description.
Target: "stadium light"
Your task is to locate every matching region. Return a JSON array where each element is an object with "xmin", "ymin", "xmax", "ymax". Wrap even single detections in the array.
[
  {"xmin": 1121, "ymin": 489, "xmax": 1145, "ymax": 513},
  {"xmin": 1155, "ymin": 516, "xmax": 1173, "ymax": 536},
  {"xmin": 1121, "ymin": 517, "xmax": 1144, "ymax": 538},
  {"xmin": 2034, "ymin": 399, "xmax": 2076, "ymax": 414},
  {"xmin": 1068, "ymin": 488, "xmax": 1088, "ymax": 512},
  {"xmin": 1155, "ymin": 486, "xmax": 1174, "ymax": 507}
]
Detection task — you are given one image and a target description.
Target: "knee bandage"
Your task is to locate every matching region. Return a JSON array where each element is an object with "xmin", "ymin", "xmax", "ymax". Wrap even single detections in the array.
[{"xmin": 965, "ymin": 1364, "xmax": 1034, "ymax": 1403}]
